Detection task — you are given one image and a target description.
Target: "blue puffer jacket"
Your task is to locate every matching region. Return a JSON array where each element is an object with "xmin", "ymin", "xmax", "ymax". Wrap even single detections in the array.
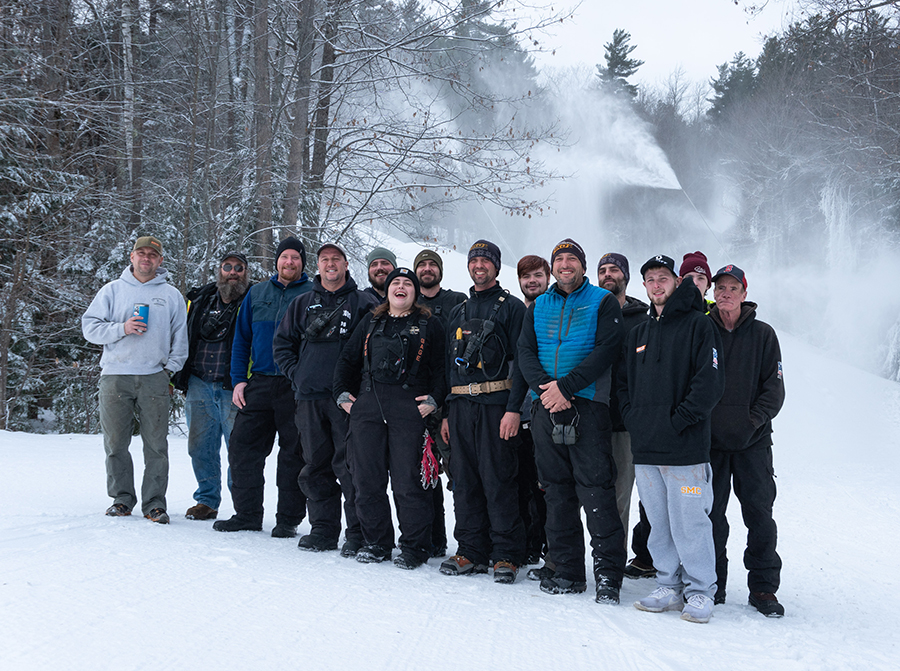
[{"xmin": 519, "ymin": 278, "xmax": 624, "ymax": 405}]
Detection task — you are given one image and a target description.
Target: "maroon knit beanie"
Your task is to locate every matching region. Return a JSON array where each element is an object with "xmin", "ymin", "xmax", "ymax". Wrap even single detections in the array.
[{"xmin": 679, "ymin": 251, "xmax": 711, "ymax": 285}]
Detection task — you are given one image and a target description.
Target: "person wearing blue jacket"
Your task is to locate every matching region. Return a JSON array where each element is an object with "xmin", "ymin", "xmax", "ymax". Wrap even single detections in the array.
[
  {"xmin": 517, "ymin": 239, "xmax": 626, "ymax": 604},
  {"xmin": 213, "ymin": 237, "xmax": 312, "ymax": 537}
]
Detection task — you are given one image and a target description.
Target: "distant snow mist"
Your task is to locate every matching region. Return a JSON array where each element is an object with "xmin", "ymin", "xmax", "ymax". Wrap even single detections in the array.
[
  {"xmin": 385, "ymin": 69, "xmax": 900, "ymax": 379},
  {"xmin": 444, "ymin": 67, "xmax": 722, "ymax": 279}
]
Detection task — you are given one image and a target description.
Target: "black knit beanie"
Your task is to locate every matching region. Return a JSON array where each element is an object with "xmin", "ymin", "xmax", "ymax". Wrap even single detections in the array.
[{"xmin": 275, "ymin": 236, "xmax": 306, "ymax": 269}]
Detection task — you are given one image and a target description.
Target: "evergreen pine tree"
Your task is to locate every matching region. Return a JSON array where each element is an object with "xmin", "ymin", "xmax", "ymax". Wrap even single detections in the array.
[
  {"xmin": 596, "ymin": 29, "xmax": 644, "ymax": 97},
  {"xmin": 707, "ymin": 52, "xmax": 758, "ymax": 123}
]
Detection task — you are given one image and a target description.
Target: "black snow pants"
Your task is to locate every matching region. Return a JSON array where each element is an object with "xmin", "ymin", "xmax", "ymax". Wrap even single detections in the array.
[
  {"xmin": 228, "ymin": 374, "xmax": 306, "ymax": 525},
  {"xmin": 348, "ymin": 382, "xmax": 433, "ymax": 561}
]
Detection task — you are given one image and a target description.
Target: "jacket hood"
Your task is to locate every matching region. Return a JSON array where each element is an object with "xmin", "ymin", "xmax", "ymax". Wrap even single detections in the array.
[
  {"xmin": 623, "ymin": 294, "xmax": 649, "ymax": 316},
  {"xmin": 120, "ymin": 265, "xmax": 169, "ymax": 286},
  {"xmin": 312, "ymin": 272, "xmax": 359, "ymax": 295},
  {"xmin": 655, "ymin": 276, "xmax": 704, "ymax": 319},
  {"xmin": 709, "ymin": 301, "xmax": 758, "ymax": 330}
]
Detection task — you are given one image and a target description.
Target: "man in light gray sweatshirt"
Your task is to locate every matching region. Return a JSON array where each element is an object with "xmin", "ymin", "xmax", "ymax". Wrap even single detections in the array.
[{"xmin": 82, "ymin": 236, "xmax": 188, "ymax": 524}]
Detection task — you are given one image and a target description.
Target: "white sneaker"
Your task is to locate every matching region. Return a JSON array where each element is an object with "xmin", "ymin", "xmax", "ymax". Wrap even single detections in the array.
[
  {"xmin": 681, "ymin": 594, "xmax": 714, "ymax": 623},
  {"xmin": 634, "ymin": 586, "xmax": 684, "ymax": 612}
]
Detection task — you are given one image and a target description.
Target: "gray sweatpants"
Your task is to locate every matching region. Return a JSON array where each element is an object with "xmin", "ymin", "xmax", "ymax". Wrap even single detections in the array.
[
  {"xmin": 635, "ymin": 463, "xmax": 716, "ymax": 599},
  {"xmin": 99, "ymin": 372, "xmax": 170, "ymax": 515}
]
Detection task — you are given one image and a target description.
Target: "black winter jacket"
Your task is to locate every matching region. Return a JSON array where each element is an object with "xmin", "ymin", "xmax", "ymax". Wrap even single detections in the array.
[
  {"xmin": 333, "ymin": 310, "xmax": 446, "ymax": 403},
  {"xmin": 172, "ymin": 282, "xmax": 247, "ymax": 392},
  {"xmin": 273, "ymin": 275, "xmax": 378, "ymax": 400},
  {"xmin": 617, "ymin": 279, "xmax": 725, "ymax": 466},
  {"xmin": 445, "ymin": 283, "xmax": 528, "ymax": 413},
  {"xmin": 419, "ymin": 287, "xmax": 467, "ymax": 330},
  {"xmin": 609, "ymin": 294, "xmax": 651, "ymax": 431},
  {"xmin": 708, "ymin": 302, "xmax": 785, "ymax": 452},
  {"xmin": 363, "ymin": 286, "xmax": 385, "ymax": 304}
]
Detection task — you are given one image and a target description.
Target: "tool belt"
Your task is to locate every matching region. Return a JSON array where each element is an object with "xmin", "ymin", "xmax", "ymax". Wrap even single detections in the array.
[{"xmin": 450, "ymin": 379, "xmax": 512, "ymax": 396}]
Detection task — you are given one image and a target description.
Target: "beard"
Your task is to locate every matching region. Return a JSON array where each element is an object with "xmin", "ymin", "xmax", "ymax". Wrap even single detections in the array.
[
  {"xmin": 369, "ymin": 271, "xmax": 388, "ymax": 291},
  {"xmin": 217, "ymin": 273, "xmax": 249, "ymax": 303},
  {"xmin": 521, "ymin": 285, "xmax": 544, "ymax": 301},
  {"xmin": 600, "ymin": 277, "xmax": 626, "ymax": 297},
  {"xmin": 418, "ymin": 271, "xmax": 441, "ymax": 290}
]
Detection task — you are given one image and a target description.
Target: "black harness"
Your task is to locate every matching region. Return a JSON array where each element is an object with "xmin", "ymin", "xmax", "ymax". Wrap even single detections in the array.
[
  {"xmin": 453, "ymin": 291, "xmax": 508, "ymax": 378},
  {"xmin": 303, "ymin": 292, "xmax": 352, "ymax": 342},
  {"xmin": 363, "ymin": 313, "xmax": 428, "ymax": 390}
]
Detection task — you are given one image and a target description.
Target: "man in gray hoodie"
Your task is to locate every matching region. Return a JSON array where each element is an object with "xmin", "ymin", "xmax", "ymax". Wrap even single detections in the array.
[{"xmin": 82, "ymin": 236, "xmax": 188, "ymax": 524}]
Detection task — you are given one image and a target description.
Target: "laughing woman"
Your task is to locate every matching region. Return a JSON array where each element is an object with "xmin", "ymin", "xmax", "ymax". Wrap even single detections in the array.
[{"xmin": 334, "ymin": 267, "xmax": 447, "ymax": 569}]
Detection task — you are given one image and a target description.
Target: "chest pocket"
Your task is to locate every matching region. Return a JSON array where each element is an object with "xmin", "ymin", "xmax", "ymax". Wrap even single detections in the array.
[
  {"xmin": 368, "ymin": 331, "xmax": 409, "ymax": 382},
  {"xmin": 364, "ymin": 316, "xmax": 427, "ymax": 388},
  {"xmin": 305, "ymin": 301, "xmax": 347, "ymax": 343},
  {"xmin": 452, "ymin": 317, "xmax": 507, "ymax": 379}
]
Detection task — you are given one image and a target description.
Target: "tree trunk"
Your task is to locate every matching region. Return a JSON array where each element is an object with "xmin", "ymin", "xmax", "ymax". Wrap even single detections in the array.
[
  {"xmin": 0, "ymin": 246, "xmax": 29, "ymax": 430},
  {"xmin": 308, "ymin": 0, "xmax": 343, "ymax": 229},
  {"xmin": 282, "ymin": 0, "xmax": 316, "ymax": 235},
  {"xmin": 252, "ymin": 0, "xmax": 274, "ymax": 265},
  {"xmin": 121, "ymin": 0, "xmax": 142, "ymax": 228}
]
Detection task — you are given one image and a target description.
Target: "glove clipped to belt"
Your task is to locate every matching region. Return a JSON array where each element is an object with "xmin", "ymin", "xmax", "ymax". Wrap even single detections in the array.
[{"xmin": 420, "ymin": 431, "xmax": 439, "ymax": 489}]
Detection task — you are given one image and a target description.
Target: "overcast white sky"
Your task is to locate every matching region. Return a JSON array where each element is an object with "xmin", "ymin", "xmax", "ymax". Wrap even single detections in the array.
[{"xmin": 520, "ymin": 1, "xmax": 798, "ymax": 87}]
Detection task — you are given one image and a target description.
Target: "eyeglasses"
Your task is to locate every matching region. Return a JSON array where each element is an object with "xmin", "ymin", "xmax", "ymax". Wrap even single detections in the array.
[{"xmin": 222, "ymin": 263, "xmax": 245, "ymax": 273}]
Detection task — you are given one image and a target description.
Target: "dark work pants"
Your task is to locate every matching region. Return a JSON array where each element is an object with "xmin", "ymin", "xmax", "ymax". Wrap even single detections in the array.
[
  {"xmin": 516, "ymin": 426, "xmax": 547, "ymax": 560},
  {"xmin": 710, "ymin": 443, "xmax": 782, "ymax": 597},
  {"xmin": 425, "ymin": 412, "xmax": 448, "ymax": 552},
  {"xmin": 532, "ymin": 398, "xmax": 625, "ymax": 585},
  {"xmin": 631, "ymin": 502, "xmax": 653, "ymax": 567},
  {"xmin": 228, "ymin": 375, "xmax": 306, "ymax": 526},
  {"xmin": 296, "ymin": 397, "xmax": 361, "ymax": 544},
  {"xmin": 348, "ymin": 383, "xmax": 433, "ymax": 561},
  {"xmin": 431, "ymin": 480, "xmax": 447, "ymax": 552},
  {"xmin": 448, "ymin": 399, "xmax": 525, "ymax": 567}
]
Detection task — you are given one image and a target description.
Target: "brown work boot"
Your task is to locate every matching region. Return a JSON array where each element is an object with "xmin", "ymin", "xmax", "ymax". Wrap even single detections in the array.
[
  {"xmin": 185, "ymin": 503, "xmax": 218, "ymax": 520},
  {"xmin": 439, "ymin": 554, "xmax": 489, "ymax": 576},
  {"xmin": 493, "ymin": 560, "xmax": 518, "ymax": 584},
  {"xmin": 105, "ymin": 503, "xmax": 132, "ymax": 517}
]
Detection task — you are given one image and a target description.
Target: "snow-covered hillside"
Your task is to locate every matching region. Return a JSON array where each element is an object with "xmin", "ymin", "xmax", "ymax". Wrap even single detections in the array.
[{"xmin": 2, "ymin": 333, "xmax": 899, "ymax": 670}]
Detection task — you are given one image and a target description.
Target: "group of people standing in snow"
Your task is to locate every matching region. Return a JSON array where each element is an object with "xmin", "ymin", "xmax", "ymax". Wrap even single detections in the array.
[{"xmin": 82, "ymin": 232, "xmax": 785, "ymax": 624}]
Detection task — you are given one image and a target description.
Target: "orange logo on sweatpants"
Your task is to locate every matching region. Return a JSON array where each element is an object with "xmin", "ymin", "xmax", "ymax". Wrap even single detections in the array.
[{"xmin": 681, "ymin": 486, "xmax": 701, "ymax": 497}]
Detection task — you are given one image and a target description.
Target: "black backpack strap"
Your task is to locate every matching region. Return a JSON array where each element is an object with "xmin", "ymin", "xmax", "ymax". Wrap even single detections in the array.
[
  {"xmin": 459, "ymin": 290, "xmax": 508, "ymax": 367},
  {"xmin": 304, "ymin": 293, "xmax": 347, "ymax": 340},
  {"xmin": 362, "ymin": 315, "xmax": 386, "ymax": 391},
  {"xmin": 403, "ymin": 316, "xmax": 429, "ymax": 387}
]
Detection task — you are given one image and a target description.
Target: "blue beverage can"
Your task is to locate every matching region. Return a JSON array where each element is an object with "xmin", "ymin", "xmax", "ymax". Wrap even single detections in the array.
[{"xmin": 133, "ymin": 303, "xmax": 149, "ymax": 326}]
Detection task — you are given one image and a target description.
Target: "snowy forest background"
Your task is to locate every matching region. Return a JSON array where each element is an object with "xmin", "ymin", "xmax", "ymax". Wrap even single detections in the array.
[{"xmin": 4, "ymin": 0, "xmax": 900, "ymax": 434}]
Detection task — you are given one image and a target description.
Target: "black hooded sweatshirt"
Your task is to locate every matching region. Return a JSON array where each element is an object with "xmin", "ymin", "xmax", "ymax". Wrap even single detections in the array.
[
  {"xmin": 708, "ymin": 302, "xmax": 785, "ymax": 452},
  {"xmin": 617, "ymin": 278, "xmax": 725, "ymax": 466},
  {"xmin": 273, "ymin": 274, "xmax": 378, "ymax": 400},
  {"xmin": 609, "ymin": 294, "xmax": 651, "ymax": 431}
]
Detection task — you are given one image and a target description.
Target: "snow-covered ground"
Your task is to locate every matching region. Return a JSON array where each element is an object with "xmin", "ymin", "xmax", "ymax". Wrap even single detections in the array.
[{"xmin": 2, "ymin": 333, "xmax": 899, "ymax": 670}]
